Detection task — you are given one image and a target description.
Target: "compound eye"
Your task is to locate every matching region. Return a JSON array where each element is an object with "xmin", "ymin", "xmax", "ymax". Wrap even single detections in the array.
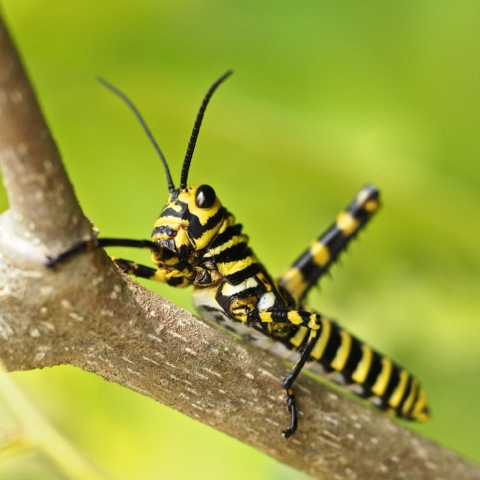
[{"xmin": 195, "ymin": 184, "xmax": 216, "ymax": 209}]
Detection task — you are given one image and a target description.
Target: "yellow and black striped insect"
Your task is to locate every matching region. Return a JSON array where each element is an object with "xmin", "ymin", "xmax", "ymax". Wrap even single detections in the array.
[{"xmin": 47, "ymin": 70, "xmax": 430, "ymax": 437}]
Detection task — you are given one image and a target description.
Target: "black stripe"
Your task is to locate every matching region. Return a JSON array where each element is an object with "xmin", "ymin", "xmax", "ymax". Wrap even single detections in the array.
[
  {"xmin": 161, "ymin": 202, "xmax": 187, "ymax": 218},
  {"xmin": 294, "ymin": 251, "xmax": 315, "ymax": 280},
  {"xmin": 211, "ymin": 223, "xmax": 243, "ymax": 248},
  {"xmin": 319, "ymin": 323, "xmax": 341, "ymax": 372},
  {"xmin": 382, "ymin": 364, "xmax": 401, "ymax": 403},
  {"xmin": 349, "ymin": 206, "xmax": 373, "ymax": 223},
  {"xmin": 322, "ymin": 227, "xmax": 351, "ymax": 257},
  {"xmin": 225, "ymin": 262, "xmax": 262, "ymax": 285},
  {"xmin": 405, "ymin": 384, "xmax": 421, "ymax": 418},
  {"xmin": 397, "ymin": 376, "xmax": 414, "ymax": 416},
  {"xmin": 339, "ymin": 336, "xmax": 364, "ymax": 383},
  {"xmin": 362, "ymin": 351, "xmax": 383, "ymax": 392},
  {"xmin": 214, "ymin": 243, "xmax": 251, "ymax": 264},
  {"xmin": 294, "ymin": 227, "xmax": 357, "ymax": 286},
  {"xmin": 167, "ymin": 276, "xmax": 187, "ymax": 287},
  {"xmin": 189, "ymin": 207, "xmax": 225, "ymax": 240}
]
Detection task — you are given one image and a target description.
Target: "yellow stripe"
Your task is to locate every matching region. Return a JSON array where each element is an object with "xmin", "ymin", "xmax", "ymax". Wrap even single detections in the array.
[
  {"xmin": 307, "ymin": 313, "xmax": 321, "ymax": 331},
  {"xmin": 310, "ymin": 241, "xmax": 331, "ymax": 267},
  {"xmin": 389, "ymin": 369, "xmax": 409, "ymax": 408},
  {"xmin": 287, "ymin": 311, "xmax": 304, "ymax": 326},
  {"xmin": 206, "ymin": 234, "xmax": 247, "ymax": 257},
  {"xmin": 289, "ymin": 326, "xmax": 309, "ymax": 348},
  {"xmin": 364, "ymin": 199, "xmax": 379, "ymax": 213},
  {"xmin": 411, "ymin": 388, "xmax": 429, "ymax": 422},
  {"xmin": 336, "ymin": 212, "xmax": 360, "ymax": 236},
  {"xmin": 280, "ymin": 268, "xmax": 308, "ymax": 300},
  {"xmin": 371, "ymin": 357, "xmax": 393, "ymax": 396},
  {"xmin": 218, "ymin": 256, "xmax": 256, "ymax": 276},
  {"xmin": 331, "ymin": 330, "xmax": 352, "ymax": 371},
  {"xmin": 154, "ymin": 217, "xmax": 180, "ymax": 228},
  {"xmin": 193, "ymin": 204, "xmax": 221, "ymax": 225},
  {"xmin": 258, "ymin": 311, "xmax": 273, "ymax": 323},
  {"xmin": 310, "ymin": 318, "xmax": 332, "ymax": 360},
  {"xmin": 351, "ymin": 344, "xmax": 373, "ymax": 384},
  {"xmin": 401, "ymin": 379, "xmax": 417, "ymax": 415}
]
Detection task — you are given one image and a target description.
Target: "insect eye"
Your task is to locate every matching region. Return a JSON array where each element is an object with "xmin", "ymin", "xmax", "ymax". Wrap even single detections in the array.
[{"xmin": 195, "ymin": 185, "xmax": 216, "ymax": 209}]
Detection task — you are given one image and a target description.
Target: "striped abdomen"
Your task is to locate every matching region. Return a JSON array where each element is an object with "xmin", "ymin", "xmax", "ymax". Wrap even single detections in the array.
[{"xmin": 287, "ymin": 319, "xmax": 429, "ymax": 421}]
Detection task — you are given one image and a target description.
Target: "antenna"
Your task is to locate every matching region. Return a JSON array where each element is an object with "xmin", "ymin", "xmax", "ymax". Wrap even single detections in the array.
[
  {"xmin": 98, "ymin": 77, "xmax": 176, "ymax": 193},
  {"xmin": 179, "ymin": 69, "xmax": 233, "ymax": 190}
]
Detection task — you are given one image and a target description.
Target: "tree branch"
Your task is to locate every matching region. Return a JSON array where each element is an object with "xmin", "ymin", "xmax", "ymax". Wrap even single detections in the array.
[{"xmin": 0, "ymin": 14, "xmax": 479, "ymax": 480}]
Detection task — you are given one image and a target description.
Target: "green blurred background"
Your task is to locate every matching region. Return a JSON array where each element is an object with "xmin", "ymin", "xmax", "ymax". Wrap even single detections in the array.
[{"xmin": 1, "ymin": 1, "xmax": 479, "ymax": 478}]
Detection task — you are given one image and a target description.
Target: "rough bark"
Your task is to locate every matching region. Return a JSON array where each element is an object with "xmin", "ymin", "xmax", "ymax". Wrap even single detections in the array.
[{"xmin": 0, "ymin": 14, "xmax": 479, "ymax": 480}]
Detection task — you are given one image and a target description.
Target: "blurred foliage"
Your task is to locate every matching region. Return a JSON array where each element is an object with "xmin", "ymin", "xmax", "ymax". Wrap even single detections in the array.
[{"xmin": 1, "ymin": 1, "xmax": 479, "ymax": 478}]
